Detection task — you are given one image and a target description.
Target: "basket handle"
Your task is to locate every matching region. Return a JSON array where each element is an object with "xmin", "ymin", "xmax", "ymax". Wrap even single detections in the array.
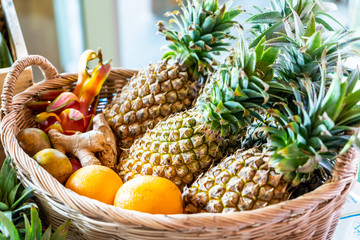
[{"xmin": 1, "ymin": 55, "xmax": 59, "ymax": 116}]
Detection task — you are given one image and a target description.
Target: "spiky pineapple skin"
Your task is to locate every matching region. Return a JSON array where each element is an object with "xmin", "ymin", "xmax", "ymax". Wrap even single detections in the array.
[
  {"xmin": 104, "ymin": 60, "xmax": 197, "ymax": 148},
  {"xmin": 118, "ymin": 110, "xmax": 225, "ymax": 190},
  {"xmin": 183, "ymin": 147, "xmax": 290, "ymax": 213}
]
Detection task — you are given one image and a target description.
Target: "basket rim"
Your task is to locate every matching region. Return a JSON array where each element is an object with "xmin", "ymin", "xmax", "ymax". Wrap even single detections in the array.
[{"xmin": 1, "ymin": 68, "xmax": 358, "ymax": 232}]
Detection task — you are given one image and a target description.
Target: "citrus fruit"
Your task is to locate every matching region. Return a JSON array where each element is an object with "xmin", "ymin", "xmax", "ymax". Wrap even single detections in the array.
[
  {"xmin": 33, "ymin": 148, "xmax": 72, "ymax": 184},
  {"xmin": 114, "ymin": 175, "xmax": 183, "ymax": 214},
  {"xmin": 17, "ymin": 128, "xmax": 51, "ymax": 157},
  {"xmin": 65, "ymin": 165, "xmax": 123, "ymax": 204}
]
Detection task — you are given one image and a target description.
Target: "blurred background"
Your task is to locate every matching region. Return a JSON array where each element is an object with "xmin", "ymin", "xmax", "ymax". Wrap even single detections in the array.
[{"xmin": 11, "ymin": 0, "xmax": 359, "ymax": 81}]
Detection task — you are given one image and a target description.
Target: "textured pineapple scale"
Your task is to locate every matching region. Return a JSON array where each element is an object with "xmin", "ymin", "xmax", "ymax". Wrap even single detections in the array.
[
  {"xmin": 183, "ymin": 148, "xmax": 290, "ymax": 213},
  {"xmin": 104, "ymin": 61, "xmax": 196, "ymax": 148},
  {"xmin": 118, "ymin": 111, "xmax": 223, "ymax": 190}
]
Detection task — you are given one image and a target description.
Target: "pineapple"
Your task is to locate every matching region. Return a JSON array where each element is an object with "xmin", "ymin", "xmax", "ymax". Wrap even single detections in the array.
[
  {"xmin": 118, "ymin": 35, "xmax": 279, "ymax": 189},
  {"xmin": 183, "ymin": 65, "xmax": 360, "ymax": 213},
  {"xmin": 104, "ymin": 0, "xmax": 242, "ymax": 148},
  {"xmin": 183, "ymin": 147, "xmax": 289, "ymax": 212}
]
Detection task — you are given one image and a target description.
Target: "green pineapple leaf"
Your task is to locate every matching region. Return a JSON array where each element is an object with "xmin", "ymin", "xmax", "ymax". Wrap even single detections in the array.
[
  {"xmin": 245, "ymin": 11, "xmax": 283, "ymax": 24},
  {"xmin": 320, "ymin": 75, "xmax": 347, "ymax": 120},
  {"xmin": 157, "ymin": 0, "xmax": 242, "ymax": 78},
  {"xmin": 247, "ymin": 0, "xmax": 359, "ymax": 97},
  {"xmin": 306, "ymin": 31, "xmax": 322, "ymax": 54},
  {"xmin": 246, "ymin": 0, "xmax": 346, "ymax": 48},
  {"xmin": 196, "ymin": 30, "xmax": 278, "ymax": 137},
  {"xmin": 304, "ymin": 13, "xmax": 316, "ymax": 37},
  {"xmin": 346, "ymin": 69, "xmax": 360, "ymax": 95},
  {"xmin": 268, "ymin": 29, "xmax": 359, "ymax": 94},
  {"xmin": 266, "ymin": 60, "xmax": 360, "ymax": 186}
]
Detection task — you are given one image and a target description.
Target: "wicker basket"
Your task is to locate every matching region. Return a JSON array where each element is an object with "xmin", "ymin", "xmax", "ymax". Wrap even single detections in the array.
[{"xmin": 1, "ymin": 55, "xmax": 359, "ymax": 240}]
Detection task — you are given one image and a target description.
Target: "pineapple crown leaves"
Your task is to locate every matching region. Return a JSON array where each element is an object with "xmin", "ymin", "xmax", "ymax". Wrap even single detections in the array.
[
  {"xmin": 246, "ymin": 0, "xmax": 345, "ymax": 48},
  {"xmin": 0, "ymin": 207, "xmax": 70, "ymax": 240},
  {"xmin": 0, "ymin": 157, "xmax": 34, "ymax": 238},
  {"xmin": 239, "ymin": 114, "xmax": 279, "ymax": 149},
  {"xmin": 157, "ymin": 0, "xmax": 242, "ymax": 79},
  {"xmin": 265, "ymin": 12, "xmax": 359, "ymax": 83},
  {"xmin": 262, "ymin": 62, "xmax": 360, "ymax": 186},
  {"xmin": 195, "ymin": 33, "xmax": 279, "ymax": 137}
]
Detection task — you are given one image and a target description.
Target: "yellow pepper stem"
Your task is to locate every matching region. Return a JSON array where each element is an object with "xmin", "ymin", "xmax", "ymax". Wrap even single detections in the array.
[
  {"xmin": 78, "ymin": 58, "xmax": 111, "ymax": 115},
  {"xmin": 73, "ymin": 49, "xmax": 97, "ymax": 96}
]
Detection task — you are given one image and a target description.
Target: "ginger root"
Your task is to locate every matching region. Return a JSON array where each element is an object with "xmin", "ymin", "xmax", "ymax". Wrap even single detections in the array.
[{"xmin": 48, "ymin": 114, "xmax": 117, "ymax": 168}]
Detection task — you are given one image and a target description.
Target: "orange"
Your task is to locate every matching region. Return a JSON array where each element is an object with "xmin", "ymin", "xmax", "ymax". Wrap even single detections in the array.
[
  {"xmin": 114, "ymin": 176, "xmax": 183, "ymax": 214},
  {"xmin": 65, "ymin": 165, "xmax": 123, "ymax": 204}
]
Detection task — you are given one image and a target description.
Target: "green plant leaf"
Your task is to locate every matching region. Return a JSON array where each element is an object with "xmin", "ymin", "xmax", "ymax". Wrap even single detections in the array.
[
  {"xmin": 0, "ymin": 233, "xmax": 7, "ymax": 240},
  {"xmin": 0, "ymin": 211, "xmax": 20, "ymax": 239},
  {"xmin": 12, "ymin": 203, "xmax": 36, "ymax": 215},
  {"xmin": 254, "ymin": 37, "xmax": 266, "ymax": 62},
  {"xmin": 320, "ymin": 74, "xmax": 346, "ymax": 120},
  {"xmin": 0, "ymin": 32, "xmax": 13, "ymax": 68},
  {"xmin": 304, "ymin": 13, "xmax": 316, "ymax": 37},
  {"xmin": 245, "ymin": 11, "xmax": 283, "ymax": 24},
  {"xmin": 23, "ymin": 213, "xmax": 31, "ymax": 240},
  {"xmin": 30, "ymin": 207, "xmax": 42, "ymax": 240},
  {"xmin": 345, "ymin": 69, "xmax": 360, "ymax": 95},
  {"xmin": 40, "ymin": 226, "xmax": 52, "ymax": 240},
  {"xmin": 316, "ymin": 12, "xmax": 347, "ymax": 30},
  {"xmin": 0, "ymin": 203, "xmax": 8, "ymax": 212},
  {"xmin": 215, "ymin": 101, "xmax": 231, "ymax": 114},
  {"xmin": 269, "ymin": 135, "xmax": 287, "ymax": 148},
  {"xmin": 50, "ymin": 220, "xmax": 71, "ymax": 240},
  {"xmin": 315, "ymin": 17, "xmax": 334, "ymax": 31},
  {"xmin": 306, "ymin": 31, "xmax": 322, "ymax": 54},
  {"xmin": 7, "ymin": 183, "xmax": 21, "ymax": 207},
  {"xmin": 222, "ymin": 8, "xmax": 242, "ymax": 23},
  {"xmin": 250, "ymin": 21, "xmax": 284, "ymax": 48},
  {"xmin": 276, "ymin": 144, "xmax": 309, "ymax": 172},
  {"xmin": 11, "ymin": 187, "xmax": 34, "ymax": 210}
]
